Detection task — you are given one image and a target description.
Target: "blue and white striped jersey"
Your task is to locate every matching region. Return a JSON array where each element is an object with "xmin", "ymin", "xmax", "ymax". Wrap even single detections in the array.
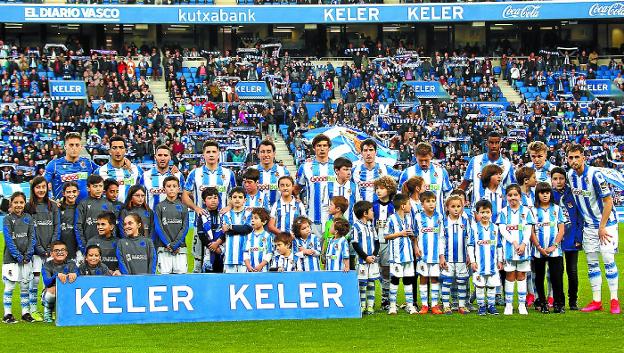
[
  {"xmin": 408, "ymin": 199, "xmax": 423, "ymax": 227},
  {"xmin": 526, "ymin": 161, "xmax": 556, "ymax": 184},
  {"xmin": 184, "ymin": 165, "xmax": 237, "ymax": 210},
  {"xmin": 352, "ymin": 161, "xmax": 400, "ymax": 202},
  {"xmin": 468, "ymin": 221, "xmax": 502, "ymax": 276},
  {"xmin": 385, "ymin": 213, "xmax": 415, "ymax": 264},
  {"xmin": 94, "ymin": 162, "xmax": 143, "ymax": 203},
  {"xmin": 521, "ymin": 190, "xmax": 535, "ymax": 209},
  {"xmin": 351, "ymin": 220, "xmax": 378, "ymax": 264},
  {"xmin": 243, "ymin": 230, "xmax": 273, "ymax": 270},
  {"xmin": 496, "ymin": 205, "xmax": 535, "ymax": 261},
  {"xmin": 271, "ymin": 251, "xmax": 300, "ymax": 272},
  {"xmin": 373, "ymin": 200, "xmax": 394, "ymax": 243},
  {"xmin": 325, "ymin": 236, "xmax": 349, "ymax": 271},
  {"xmin": 253, "ymin": 163, "xmax": 290, "ymax": 206},
  {"xmin": 464, "ymin": 153, "xmax": 515, "ymax": 203},
  {"xmin": 441, "ymin": 214, "xmax": 471, "ymax": 263},
  {"xmin": 399, "ymin": 163, "xmax": 452, "ymax": 214},
  {"xmin": 270, "ymin": 197, "xmax": 306, "ymax": 234},
  {"xmin": 221, "ymin": 209, "xmax": 251, "ymax": 265},
  {"xmin": 296, "ymin": 160, "xmax": 336, "ymax": 225},
  {"xmin": 475, "ymin": 187, "xmax": 505, "ymax": 223},
  {"xmin": 414, "ymin": 211, "xmax": 443, "ymax": 264},
  {"xmin": 533, "ymin": 204, "xmax": 566, "ymax": 258},
  {"xmin": 568, "ymin": 165, "xmax": 617, "ymax": 229},
  {"xmin": 329, "ymin": 179, "xmax": 360, "ymax": 224},
  {"xmin": 293, "ymin": 234, "xmax": 321, "ymax": 271},
  {"xmin": 139, "ymin": 167, "xmax": 184, "ymax": 211},
  {"xmin": 244, "ymin": 193, "xmax": 270, "ymax": 213}
]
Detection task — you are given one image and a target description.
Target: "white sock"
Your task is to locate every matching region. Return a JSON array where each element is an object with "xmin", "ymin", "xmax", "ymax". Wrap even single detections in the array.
[
  {"xmin": 517, "ymin": 278, "xmax": 527, "ymax": 305},
  {"xmin": 504, "ymin": 280, "xmax": 514, "ymax": 305},
  {"xmin": 431, "ymin": 282, "xmax": 440, "ymax": 306},
  {"xmin": 587, "ymin": 252, "xmax": 602, "ymax": 302},
  {"xmin": 603, "ymin": 252, "xmax": 619, "ymax": 300}
]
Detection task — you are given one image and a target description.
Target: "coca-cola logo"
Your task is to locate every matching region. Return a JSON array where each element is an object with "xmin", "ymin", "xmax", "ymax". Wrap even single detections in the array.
[
  {"xmin": 589, "ymin": 2, "xmax": 624, "ymax": 16},
  {"xmin": 502, "ymin": 5, "xmax": 541, "ymax": 19}
]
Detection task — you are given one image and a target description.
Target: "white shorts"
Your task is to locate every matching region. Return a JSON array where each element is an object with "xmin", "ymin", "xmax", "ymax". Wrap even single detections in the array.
[
  {"xmin": 472, "ymin": 273, "xmax": 501, "ymax": 288},
  {"xmin": 417, "ymin": 261, "xmax": 440, "ymax": 277},
  {"xmin": 157, "ymin": 248, "xmax": 188, "ymax": 274},
  {"xmin": 441, "ymin": 262, "xmax": 469, "ymax": 279},
  {"xmin": 2, "ymin": 262, "xmax": 34, "ymax": 283},
  {"xmin": 357, "ymin": 263, "xmax": 381, "ymax": 281},
  {"xmin": 32, "ymin": 255, "xmax": 44, "ymax": 273},
  {"xmin": 379, "ymin": 243, "xmax": 390, "ymax": 266},
  {"xmin": 224, "ymin": 264, "xmax": 247, "ymax": 273},
  {"xmin": 390, "ymin": 262, "xmax": 415, "ymax": 278},
  {"xmin": 503, "ymin": 259, "xmax": 531, "ymax": 272},
  {"xmin": 583, "ymin": 225, "xmax": 619, "ymax": 254}
]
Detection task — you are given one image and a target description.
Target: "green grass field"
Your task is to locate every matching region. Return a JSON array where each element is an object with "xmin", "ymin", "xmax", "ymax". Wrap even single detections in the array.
[{"xmin": 1, "ymin": 226, "xmax": 624, "ymax": 353}]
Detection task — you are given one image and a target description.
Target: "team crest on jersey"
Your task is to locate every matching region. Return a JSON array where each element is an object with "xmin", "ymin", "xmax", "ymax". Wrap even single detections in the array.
[
  {"xmin": 334, "ymin": 244, "xmax": 339, "ymax": 250},
  {"xmin": 221, "ymin": 174, "xmax": 225, "ymax": 180},
  {"xmin": 80, "ymin": 161, "xmax": 86, "ymax": 168},
  {"xmin": 140, "ymin": 240, "xmax": 146, "ymax": 247},
  {"xmin": 176, "ymin": 205, "xmax": 182, "ymax": 212},
  {"xmin": 567, "ymin": 202, "xmax": 573, "ymax": 209},
  {"xmin": 23, "ymin": 216, "xmax": 30, "ymax": 224},
  {"xmin": 144, "ymin": 211, "xmax": 149, "ymax": 217},
  {"xmin": 102, "ymin": 204, "xmax": 109, "ymax": 210}
]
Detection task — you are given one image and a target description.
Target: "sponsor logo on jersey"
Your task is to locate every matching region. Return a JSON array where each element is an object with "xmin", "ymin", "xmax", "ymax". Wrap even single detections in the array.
[
  {"xmin": 358, "ymin": 181, "xmax": 374, "ymax": 188},
  {"xmin": 505, "ymin": 224, "xmax": 526, "ymax": 231},
  {"xmin": 424, "ymin": 184, "xmax": 441, "ymax": 191},
  {"xmin": 477, "ymin": 239, "xmax": 495, "ymax": 245},
  {"xmin": 420, "ymin": 226, "xmax": 440, "ymax": 233},
  {"xmin": 61, "ymin": 172, "xmax": 88, "ymax": 182},
  {"xmin": 13, "ymin": 232, "xmax": 28, "ymax": 239},
  {"xmin": 199, "ymin": 185, "xmax": 227, "ymax": 193},
  {"xmin": 536, "ymin": 221, "xmax": 556, "ymax": 228},
  {"xmin": 258, "ymin": 183, "xmax": 279, "ymax": 191},
  {"xmin": 310, "ymin": 176, "xmax": 337, "ymax": 183},
  {"xmin": 150, "ymin": 187, "xmax": 166, "ymax": 195},
  {"xmin": 36, "ymin": 220, "xmax": 54, "ymax": 226},
  {"xmin": 162, "ymin": 218, "xmax": 183, "ymax": 226},
  {"xmin": 571, "ymin": 188, "xmax": 592, "ymax": 197}
]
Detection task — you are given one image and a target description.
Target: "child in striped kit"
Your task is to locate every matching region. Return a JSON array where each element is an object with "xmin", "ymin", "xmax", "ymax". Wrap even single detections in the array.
[
  {"xmin": 292, "ymin": 216, "xmax": 321, "ymax": 271},
  {"xmin": 221, "ymin": 187, "xmax": 253, "ymax": 274},
  {"xmin": 384, "ymin": 193, "xmax": 417, "ymax": 315},
  {"xmin": 531, "ymin": 182, "xmax": 566, "ymax": 313},
  {"xmin": 468, "ymin": 199, "xmax": 503, "ymax": 316},
  {"xmin": 325, "ymin": 218, "xmax": 350, "ymax": 272},
  {"xmin": 268, "ymin": 176, "xmax": 306, "ymax": 235},
  {"xmin": 351, "ymin": 201, "xmax": 380, "ymax": 315},
  {"xmin": 243, "ymin": 208, "xmax": 273, "ymax": 273},
  {"xmin": 440, "ymin": 195, "xmax": 471, "ymax": 315},
  {"xmin": 414, "ymin": 191, "xmax": 444, "ymax": 315},
  {"xmin": 497, "ymin": 184, "xmax": 535, "ymax": 315}
]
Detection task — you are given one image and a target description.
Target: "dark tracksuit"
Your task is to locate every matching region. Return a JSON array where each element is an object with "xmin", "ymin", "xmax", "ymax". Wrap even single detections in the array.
[
  {"xmin": 554, "ymin": 186, "xmax": 583, "ymax": 307},
  {"xmin": 115, "ymin": 236, "xmax": 157, "ymax": 275},
  {"xmin": 2, "ymin": 213, "xmax": 36, "ymax": 265},
  {"xmin": 196, "ymin": 210, "xmax": 224, "ymax": 273},
  {"xmin": 79, "ymin": 262, "xmax": 111, "ymax": 276},
  {"xmin": 59, "ymin": 204, "xmax": 78, "ymax": 260},
  {"xmin": 153, "ymin": 198, "xmax": 189, "ymax": 251},
  {"xmin": 31, "ymin": 202, "xmax": 61, "ymax": 260},
  {"xmin": 86, "ymin": 236, "xmax": 119, "ymax": 272},
  {"xmin": 42, "ymin": 259, "xmax": 80, "ymax": 288},
  {"xmin": 118, "ymin": 206, "xmax": 154, "ymax": 239},
  {"xmin": 75, "ymin": 196, "xmax": 114, "ymax": 254}
]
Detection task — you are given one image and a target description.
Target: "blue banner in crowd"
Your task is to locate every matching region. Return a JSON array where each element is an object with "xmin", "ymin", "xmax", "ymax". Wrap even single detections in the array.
[
  {"xmin": 1, "ymin": 2, "xmax": 623, "ymax": 24},
  {"xmin": 398, "ymin": 81, "xmax": 449, "ymax": 99},
  {"xmin": 49, "ymin": 80, "xmax": 87, "ymax": 99},
  {"xmin": 586, "ymin": 79, "xmax": 612, "ymax": 96},
  {"xmin": 235, "ymin": 81, "xmax": 272, "ymax": 100},
  {"xmin": 56, "ymin": 271, "xmax": 360, "ymax": 326}
]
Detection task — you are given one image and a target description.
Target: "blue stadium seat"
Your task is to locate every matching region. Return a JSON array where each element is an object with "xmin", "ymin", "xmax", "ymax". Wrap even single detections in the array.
[
  {"xmin": 493, "ymin": 66, "xmax": 501, "ymax": 76},
  {"xmin": 182, "ymin": 67, "xmax": 190, "ymax": 74},
  {"xmin": 599, "ymin": 65, "xmax": 608, "ymax": 71},
  {"xmin": 176, "ymin": 72, "xmax": 183, "ymax": 80},
  {"xmin": 540, "ymin": 92, "xmax": 547, "ymax": 99},
  {"xmin": 527, "ymin": 86, "xmax": 536, "ymax": 93},
  {"xmin": 515, "ymin": 82, "xmax": 524, "ymax": 88},
  {"xmin": 519, "ymin": 87, "xmax": 528, "ymax": 94}
]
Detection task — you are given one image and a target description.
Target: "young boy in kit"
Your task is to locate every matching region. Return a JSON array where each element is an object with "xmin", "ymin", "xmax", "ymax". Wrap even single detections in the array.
[
  {"xmin": 221, "ymin": 187, "xmax": 253, "ymax": 273},
  {"xmin": 468, "ymin": 200, "xmax": 503, "ymax": 316},
  {"xmin": 41, "ymin": 241, "xmax": 79, "ymax": 323},
  {"xmin": 154, "ymin": 176, "xmax": 189, "ymax": 274},
  {"xmin": 86, "ymin": 212, "xmax": 120, "ymax": 273},
  {"xmin": 241, "ymin": 168, "xmax": 270, "ymax": 211},
  {"xmin": 270, "ymin": 232, "xmax": 300, "ymax": 272},
  {"xmin": 384, "ymin": 193, "xmax": 417, "ymax": 315},
  {"xmin": 76, "ymin": 175, "xmax": 114, "ymax": 258},
  {"xmin": 331, "ymin": 157, "xmax": 360, "ymax": 224},
  {"xmin": 373, "ymin": 175, "xmax": 397, "ymax": 310},
  {"xmin": 104, "ymin": 178, "xmax": 123, "ymax": 216},
  {"xmin": 322, "ymin": 196, "xmax": 349, "ymax": 261},
  {"xmin": 268, "ymin": 176, "xmax": 306, "ymax": 235},
  {"xmin": 325, "ymin": 217, "xmax": 351, "ymax": 272},
  {"xmin": 414, "ymin": 191, "xmax": 444, "ymax": 315},
  {"xmin": 516, "ymin": 166, "xmax": 537, "ymax": 208},
  {"xmin": 195, "ymin": 187, "xmax": 224, "ymax": 273},
  {"xmin": 351, "ymin": 200, "xmax": 380, "ymax": 315},
  {"xmin": 244, "ymin": 208, "xmax": 273, "ymax": 272}
]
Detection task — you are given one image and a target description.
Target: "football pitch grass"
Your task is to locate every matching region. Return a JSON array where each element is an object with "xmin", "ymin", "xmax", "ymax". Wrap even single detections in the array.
[{"xmin": 0, "ymin": 228, "xmax": 623, "ymax": 352}]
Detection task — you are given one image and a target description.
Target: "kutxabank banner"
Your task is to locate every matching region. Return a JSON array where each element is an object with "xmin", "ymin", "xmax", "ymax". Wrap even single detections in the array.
[
  {"xmin": 3, "ymin": 1, "xmax": 624, "ymax": 24},
  {"xmin": 56, "ymin": 271, "xmax": 360, "ymax": 326}
]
